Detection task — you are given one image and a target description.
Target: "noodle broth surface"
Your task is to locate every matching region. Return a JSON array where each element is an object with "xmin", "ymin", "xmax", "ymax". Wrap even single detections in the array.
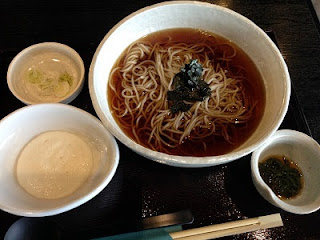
[{"xmin": 108, "ymin": 28, "xmax": 265, "ymax": 157}]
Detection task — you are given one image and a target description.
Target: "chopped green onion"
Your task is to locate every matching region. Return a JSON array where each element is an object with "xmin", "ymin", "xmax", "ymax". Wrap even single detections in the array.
[
  {"xmin": 54, "ymin": 81, "xmax": 70, "ymax": 97},
  {"xmin": 27, "ymin": 68, "xmax": 42, "ymax": 84},
  {"xmin": 59, "ymin": 72, "xmax": 73, "ymax": 86},
  {"xmin": 26, "ymin": 68, "xmax": 73, "ymax": 98}
]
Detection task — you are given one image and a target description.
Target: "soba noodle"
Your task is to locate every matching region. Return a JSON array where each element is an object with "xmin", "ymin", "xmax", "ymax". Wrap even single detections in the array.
[{"xmin": 108, "ymin": 29, "xmax": 263, "ymax": 156}]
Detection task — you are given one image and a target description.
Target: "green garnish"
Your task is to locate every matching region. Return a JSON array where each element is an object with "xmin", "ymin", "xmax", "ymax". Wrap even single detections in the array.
[
  {"xmin": 259, "ymin": 156, "xmax": 303, "ymax": 199},
  {"xmin": 167, "ymin": 59, "xmax": 211, "ymax": 114},
  {"xmin": 27, "ymin": 69, "xmax": 43, "ymax": 84},
  {"xmin": 26, "ymin": 68, "xmax": 73, "ymax": 98},
  {"xmin": 59, "ymin": 72, "xmax": 73, "ymax": 86}
]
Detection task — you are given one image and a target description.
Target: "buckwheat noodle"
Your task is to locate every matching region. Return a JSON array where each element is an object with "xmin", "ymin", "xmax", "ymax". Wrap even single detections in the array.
[{"xmin": 109, "ymin": 32, "xmax": 257, "ymax": 155}]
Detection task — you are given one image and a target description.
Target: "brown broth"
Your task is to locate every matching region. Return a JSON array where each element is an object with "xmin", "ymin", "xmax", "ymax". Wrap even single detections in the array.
[{"xmin": 108, "ymin": 28, "xmax": 265, "ymax": 157}]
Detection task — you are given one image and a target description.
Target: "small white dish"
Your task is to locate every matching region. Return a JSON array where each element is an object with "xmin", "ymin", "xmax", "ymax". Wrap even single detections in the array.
[
  {"xmin": 0, "ymin": 103, "xmax": 119, "ymax": 217},
  {"xmin": 251, "ymin": 129, "xmax": 320, "ymax": 214},
  {"xmin": 7, "ymin": 42, "xmax": 85, "ymax": 105}
]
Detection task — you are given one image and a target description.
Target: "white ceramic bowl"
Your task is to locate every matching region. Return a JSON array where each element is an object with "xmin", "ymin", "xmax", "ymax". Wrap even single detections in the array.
[
  {"xmin": 251, "ymin": 130, "xmax": 320, "ymax": 214},
  {"xmin": 7, "ymin": 42, "xmax": 85, "ymax": 105},
  {"xmin": 0, "ymin": 104, "xmax": 119, "ymax": 217},
  {"xmin": 89, "ymin": 1, "xmax": 290, "ymax": 167}
]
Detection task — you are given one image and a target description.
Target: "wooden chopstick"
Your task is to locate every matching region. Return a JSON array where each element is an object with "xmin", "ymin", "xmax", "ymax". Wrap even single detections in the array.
[{"xmin": 169, "ymin": 213, "xmax": 283, "ymax": 240}]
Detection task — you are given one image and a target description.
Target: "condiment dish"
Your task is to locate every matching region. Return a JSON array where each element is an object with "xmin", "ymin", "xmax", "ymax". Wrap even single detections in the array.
[
  {"xmin": 7, "ymin": 42, "xmax": 85, "ymax": 105},
  {"xmin": 0, "ymin": 104, "xmax": 119, "ymax": 217},
  {"xmin": 251, "ymin": 129, "xmax": 320, "ymax": 214},
  {"xmin": 89, "ymin": 1, "xmax": 290, "ymax": 167}
]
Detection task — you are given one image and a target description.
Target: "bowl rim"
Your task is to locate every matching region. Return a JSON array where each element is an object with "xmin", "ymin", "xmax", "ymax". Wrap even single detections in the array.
[
  {"xmin": 7, "ymin": 42, "xmax": 85, "ymax": 105},
  {"xmin": 251, "ymin": 129, "xmax": 320, "ymax": 214},
  {"xmin": 89, "ymin": 0, "xmax": 291, "ymax": 167},
  {"xmin": 0, "ymin": 103, "xmax": 120, "ymax": 217}
]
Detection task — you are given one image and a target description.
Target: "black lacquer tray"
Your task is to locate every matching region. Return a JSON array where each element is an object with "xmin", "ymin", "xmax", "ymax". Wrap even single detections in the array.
[{"xmin": 0, "ymin": 31, "xmax": 318, "ymax": 240}]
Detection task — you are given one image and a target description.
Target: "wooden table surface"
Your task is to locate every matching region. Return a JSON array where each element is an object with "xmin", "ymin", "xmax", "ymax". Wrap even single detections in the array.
[{"xmin": 1, "ymin": 0, "xmax": 320, "ymax": 239}]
